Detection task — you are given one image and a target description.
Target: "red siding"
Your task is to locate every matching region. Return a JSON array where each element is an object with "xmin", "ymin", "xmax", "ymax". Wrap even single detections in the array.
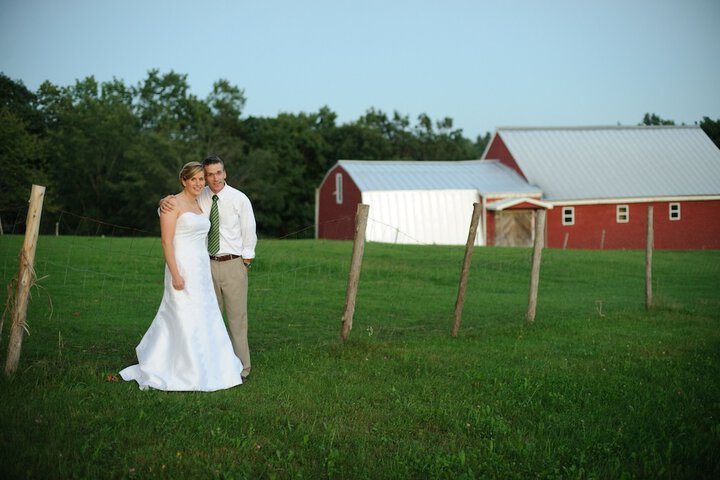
[
  {"xmin": 483, "ymin": 195, "xmax": 501, "ymax": 246},
  {"xmin": 547, "ymin": 200, "xmax": 720, "ymax": 250},
  {"xmin": 484, "ymin": 134, "xmax": 527, "ymax": 179},
  {"xmin": 485, "ymin": 213, "xmax": 496, "ymax": 246},
  {"xmin": 317, "ymin": 165, "xmax": 362, "ymax": 240}
]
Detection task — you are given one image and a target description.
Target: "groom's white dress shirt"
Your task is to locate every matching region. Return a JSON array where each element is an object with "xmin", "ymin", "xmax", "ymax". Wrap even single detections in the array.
[{"xmin": 198, "ymin": 184, "xmax": 257, "ymax": 260}]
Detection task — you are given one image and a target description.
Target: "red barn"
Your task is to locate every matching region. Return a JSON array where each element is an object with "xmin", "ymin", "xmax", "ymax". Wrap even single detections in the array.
[{"xmin": 482, "ymin": 126, "xmax": 720, "ymax": 249}]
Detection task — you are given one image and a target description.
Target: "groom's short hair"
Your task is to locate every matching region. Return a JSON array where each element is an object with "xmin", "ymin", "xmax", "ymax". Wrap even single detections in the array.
[{"xmin": 203, "ymin": 155, "xmax": 225, "ymax": 169}]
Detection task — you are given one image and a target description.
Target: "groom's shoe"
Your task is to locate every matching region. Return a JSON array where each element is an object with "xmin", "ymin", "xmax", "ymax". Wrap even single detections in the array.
[{"xmin": 241, "ymin": 376, "xmax": 249, "ymax": 383}]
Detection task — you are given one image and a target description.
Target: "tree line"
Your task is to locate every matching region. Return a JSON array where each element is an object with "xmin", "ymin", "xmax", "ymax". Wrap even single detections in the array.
[
  {"xmin": 2, "ymin": 70, "xmax": 719, "ymax": 237},
  {"xmin": 1, "ymin": 70, "xmax": 488, "ymax": 237}
]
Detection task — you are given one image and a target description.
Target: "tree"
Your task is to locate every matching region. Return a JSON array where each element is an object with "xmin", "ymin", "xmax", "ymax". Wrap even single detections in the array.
[
  {"xmin": 328, "ymin": 123, "xmax": 393, "ymax": 161},
  {"xmin": 125, "ymin": 71, "xmax": 224, "ymax": 232},
  {"xmin": 350, "ymin": 108, "xmax": 418, "ymax": 159},
  {"xmin": 413, "ymin": 114, "xmax": 480, "ymax": 160},
  {"xmin": 0, "ymin": 75, "xmax": 50, "ymax": 231},
  {"xmin": 699, "ymin": 117, "xmax": 720, "ymax": 149},
  {"xmin": 133, "ymin": 69, "xmax": 204, "ymax": 144},
  {"xmin": 0, "ymin": 73, "xmax": 44, "ymax": 134},
  {"xmin": 207, "ymin": 79, "xmax": 246, "ymax": 125},
  {"xmin": 38, "ymin": 77, "xmax": 145, "ymax": 231},
  {"xmin": 0, "ymin": 108, "xmax": 48, "ymax": 210},
  {"xmin": 641, "ymin": 113, "xmax": 675, "ymax": 126},
  {"xmin": 237, "ymin": 109, "xmax": 335, "ymax": 237},
  {"xmin": 474, "ymin": 132, "xmax": 491, "ymax": 157}
]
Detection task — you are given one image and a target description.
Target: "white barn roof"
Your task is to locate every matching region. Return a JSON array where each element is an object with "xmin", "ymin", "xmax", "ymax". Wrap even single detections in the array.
[
  {"xmin": 337, "ymin": 159, "xmax": 541, "ymax": 196},
  {"xmin": 487, "ymin": 126, "xmax": 720, "ymax": 201}
]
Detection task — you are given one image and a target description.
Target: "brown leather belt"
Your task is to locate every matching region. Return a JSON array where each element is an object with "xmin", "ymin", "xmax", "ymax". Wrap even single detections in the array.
[{"xmin": 209, "ymin": 254, "xmax": 241, "ymax": 262}]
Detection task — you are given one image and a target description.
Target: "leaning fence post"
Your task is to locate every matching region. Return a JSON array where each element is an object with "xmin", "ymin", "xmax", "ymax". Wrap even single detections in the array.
[
  {"xmin": 451, "ymin": 202, "xmax": 482, "ymax": 337},
  {"xmin": 526, "ymin": 209, "xmax": 546, "ymax": 323},
  {"xmin": 340, "ymin": 204, "xmax": 369, "ymax": 341},
  {"xmin": 645, "ymin": 206, "xmax": 653, "ymax": 310},
  {"xmin": 5, "ymin": 185, "xmax": 46, "ymax": 377}
]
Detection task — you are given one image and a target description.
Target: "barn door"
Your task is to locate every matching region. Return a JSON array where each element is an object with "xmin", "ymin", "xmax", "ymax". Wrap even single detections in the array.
[{"xmin": 495, "ymin": 210, "xmax": 533, "ymax": 247}]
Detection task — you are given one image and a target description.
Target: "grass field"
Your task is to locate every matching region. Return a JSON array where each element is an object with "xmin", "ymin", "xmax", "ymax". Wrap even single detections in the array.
[{"xmin": 1, "ymin": 235, "xmax": 719, "ymax": 479}]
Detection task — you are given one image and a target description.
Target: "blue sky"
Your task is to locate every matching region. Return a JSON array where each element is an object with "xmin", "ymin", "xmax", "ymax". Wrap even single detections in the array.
[{"xmin": 1, "ymin": 0, "xmax": 718, "ymax": 139}]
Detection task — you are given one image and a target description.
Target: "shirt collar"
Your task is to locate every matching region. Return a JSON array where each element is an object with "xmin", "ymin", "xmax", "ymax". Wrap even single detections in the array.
[{"xmin": 210, "ymin": 183, "xmax": 228, "ymax": 199}]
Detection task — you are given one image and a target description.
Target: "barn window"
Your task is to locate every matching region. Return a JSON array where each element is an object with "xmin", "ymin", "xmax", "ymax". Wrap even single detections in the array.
[
  {"xmin": 616, "ymin": 205, "xmax": 629, "ymax": 223},
  {"xmin": 562, "ymin": 207, "xmax": 574, "ymax": 225},
  {"xmin": 669, "ymin": 203, "xmax": 680, "ymax": 220},
  {"xmin": 334, "ymin": 173, "xmax": 343, "ymax": 204}
]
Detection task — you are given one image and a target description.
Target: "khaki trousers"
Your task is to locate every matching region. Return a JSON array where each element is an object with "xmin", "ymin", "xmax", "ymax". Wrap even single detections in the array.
[{"xmin": 210, "ymin": 257, "xmax": 251, "ymax": 377}]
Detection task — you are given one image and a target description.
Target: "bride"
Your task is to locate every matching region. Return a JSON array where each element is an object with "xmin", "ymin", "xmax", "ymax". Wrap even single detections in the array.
[{"xmin": 120, "ymin": 162, "xmax": 244, "ymax": 391}]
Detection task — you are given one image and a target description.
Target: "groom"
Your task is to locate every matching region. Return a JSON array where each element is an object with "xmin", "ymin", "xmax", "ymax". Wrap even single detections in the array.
[{"xmin": 161, "ymin": 155, "xmax": 257, "ymax": 380}]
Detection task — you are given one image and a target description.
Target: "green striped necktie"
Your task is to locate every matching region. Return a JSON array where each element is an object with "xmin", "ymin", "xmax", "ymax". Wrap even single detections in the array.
[{"xmin": 208, "ymin": 195, "xmax": 220, "ymax": 255}]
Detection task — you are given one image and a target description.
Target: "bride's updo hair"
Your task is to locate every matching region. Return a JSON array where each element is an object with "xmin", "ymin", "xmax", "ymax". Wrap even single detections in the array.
[{"xmin": 179, "ymin": 162, "xmax": 204, "ymax": 184}]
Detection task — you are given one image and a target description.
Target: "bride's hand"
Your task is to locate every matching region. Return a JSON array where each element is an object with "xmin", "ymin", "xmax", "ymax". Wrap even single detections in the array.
[
  {"xmin": 159, "ymin": 195, "xmax": 178, "ymax": 214},
  {"xmin": 172, "ymin": 274, "xmax": 185, "ymax": 290}
]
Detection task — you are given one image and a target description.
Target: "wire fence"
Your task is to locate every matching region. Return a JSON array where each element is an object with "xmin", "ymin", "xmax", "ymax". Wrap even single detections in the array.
[{"xmin": 2, "ymin": 204, "xmax": 719, "ymax": 352}]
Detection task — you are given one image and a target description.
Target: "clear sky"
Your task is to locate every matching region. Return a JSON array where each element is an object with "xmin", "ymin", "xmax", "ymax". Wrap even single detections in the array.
[{"xmin": 1, "ymin": 0, "xmax": 719, "ymax": 139}]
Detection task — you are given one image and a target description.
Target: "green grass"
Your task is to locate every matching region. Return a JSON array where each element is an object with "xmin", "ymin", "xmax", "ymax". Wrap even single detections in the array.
[{"xmin": 1, "ymin": 236, "xmax": 719, "ymax": 479}]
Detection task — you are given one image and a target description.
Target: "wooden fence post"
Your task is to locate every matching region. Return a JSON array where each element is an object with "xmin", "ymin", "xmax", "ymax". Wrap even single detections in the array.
[
  {"xmin": 5, "ymin": 185, "xmax": 46, "ymax": 377},
  {"xmin": 451, "ymin": 203, "xmax": 482, "ymax": 337},
  {"xmin": 526, "ymin": 209, "xmax": 546, "ymax": 323},
  {"xmin": 645, "ymin": 206, "xmax": 653, "ymax": 310},
  {"xmin": 340, "ymin": 204, "xmax": 369, "ymax": 341}
]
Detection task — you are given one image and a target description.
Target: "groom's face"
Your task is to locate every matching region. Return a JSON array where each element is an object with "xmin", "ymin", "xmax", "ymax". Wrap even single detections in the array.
[{"xmin": 204, "ymin": 163, "xmax": 227, "ymax": 194}]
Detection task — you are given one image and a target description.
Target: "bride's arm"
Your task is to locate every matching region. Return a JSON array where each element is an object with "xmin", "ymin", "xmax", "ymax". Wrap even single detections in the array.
[{"xmin": 160, "ymin": 208, "xmax": 184, "ymax": 290}]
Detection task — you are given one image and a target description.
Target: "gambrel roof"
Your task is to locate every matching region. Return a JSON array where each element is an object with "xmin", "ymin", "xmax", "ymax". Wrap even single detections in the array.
[
  {"xmin": 335, "ymin": 159, "xmax": 541, "ymax": 197},
  {"xmin": 484, "ymin": 126, "xmax": 720, "ymax": 201}
]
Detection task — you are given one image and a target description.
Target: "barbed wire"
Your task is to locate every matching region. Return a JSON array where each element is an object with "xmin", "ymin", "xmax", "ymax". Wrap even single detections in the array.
[{"xmin": 56, "ymin": 210, "xmax": 156, "ymax": 237}]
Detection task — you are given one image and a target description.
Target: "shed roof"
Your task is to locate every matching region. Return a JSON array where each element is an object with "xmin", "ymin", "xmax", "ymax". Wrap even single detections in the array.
[
  {"xmin": 486, "ymin": 197, "xmax": 554, "ymax": 211},
  {"xmin": 487, "ymin": 126, "xmax": 720, "ymax": 201},
  {"xmin": 335, "ymin": 160, "xmax": 541, "ymax": 196}
]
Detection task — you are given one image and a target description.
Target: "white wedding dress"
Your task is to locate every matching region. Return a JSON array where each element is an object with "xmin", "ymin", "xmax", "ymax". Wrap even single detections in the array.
[{"xmin": 120, "ymin": 212, "xmax": 244, "ymax": 391}]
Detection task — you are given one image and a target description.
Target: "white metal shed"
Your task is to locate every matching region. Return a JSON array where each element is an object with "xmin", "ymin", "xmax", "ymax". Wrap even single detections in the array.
[{"xmin": 321, "ymin": 160, "xmax": 541, "ymax": 245}]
